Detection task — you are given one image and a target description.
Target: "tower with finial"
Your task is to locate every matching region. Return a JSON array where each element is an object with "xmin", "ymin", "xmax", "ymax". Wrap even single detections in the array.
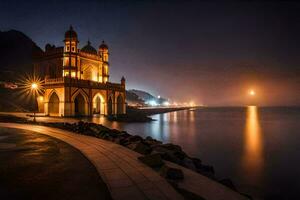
[
  {"xmin": 99, "ymin": 40, "xmax": 109, "ymax": 62},
  {"xmin": 121, "ymin": 76, "xmax": 126, "ymax": 86},
  {"xmin": 63, "ymin": 25, "xmax": 79, "ymax": 77},
  {"xmin": 99, "ymin": 40, "xmax": 109, "ymax": 82},
  {"xmin": 64, "ymin": 25, "xmax": 79, "ymax": 53}
]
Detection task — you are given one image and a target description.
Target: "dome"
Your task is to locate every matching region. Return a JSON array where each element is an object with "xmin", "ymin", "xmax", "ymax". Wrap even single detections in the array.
[
  {"xmin": 99, "ymin": 40, "xmax": 108, "ymax": 50},
  {"xmin": 65, "ymin": 25, "xmax": 77, "ymax": 39},
  {"xmin": 81, "ymin": 41, "xmax": 97, "ymax": 55}
]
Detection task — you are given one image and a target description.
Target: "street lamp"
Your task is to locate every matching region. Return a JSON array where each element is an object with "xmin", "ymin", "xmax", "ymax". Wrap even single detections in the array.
[{"xmin": 31, "ymin": 82, "xmax": 38, "ymax": 122}]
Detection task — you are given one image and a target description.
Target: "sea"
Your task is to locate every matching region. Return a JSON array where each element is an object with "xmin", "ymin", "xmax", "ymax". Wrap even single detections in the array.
[{"xmin": 87, "ymin": 106, "xmax": 300, "ymax": 199}]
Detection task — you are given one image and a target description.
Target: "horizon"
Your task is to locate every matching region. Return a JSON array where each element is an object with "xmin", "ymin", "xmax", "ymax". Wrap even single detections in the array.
[{"xmin": 1, "ymin": 0, "xmax": 299, "ymax": 106}]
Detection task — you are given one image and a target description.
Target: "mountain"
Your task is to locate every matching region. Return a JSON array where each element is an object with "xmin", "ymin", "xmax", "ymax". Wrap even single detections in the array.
[
  {"xmin": 128, "ymin": 89, "xmax": 156, "ymax": 102},
  {"xmin": 0, "ymin": 30, "xmax": 43, "ymax": 81},
  {"xmin": 0, "ymin": 30, "xmax": 43, "ymax": 111},
  {"xmin": 126, "ymin": 90, "xmax": 145, "ymax": 106},
  {"xmin": 127, "ymin": 89, "xmax": 168, "ymax": 105}
]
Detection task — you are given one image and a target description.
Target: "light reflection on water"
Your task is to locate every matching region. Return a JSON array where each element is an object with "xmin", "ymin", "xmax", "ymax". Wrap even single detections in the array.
[
  {"xmin": 83, "ymin": 107, "xmax": 300, "ymax": 198},
  {"xmin": 242, "ymin": 106, "xmax": 264, "ymax": 185}
]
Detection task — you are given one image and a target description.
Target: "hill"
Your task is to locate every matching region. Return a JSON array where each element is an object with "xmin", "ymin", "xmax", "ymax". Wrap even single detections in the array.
[
  {"xmin": 0, "ymin": 30, "xmax": 43, "ymax": 111},
  {"xmin": 0, "ymin": 30, "xmax": 43, "ymax": 77}
]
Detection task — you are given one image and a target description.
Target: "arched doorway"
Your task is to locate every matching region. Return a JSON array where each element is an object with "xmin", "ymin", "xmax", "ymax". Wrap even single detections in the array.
[
  {"xmin": 48, "ymin": 92, "xmax": 59, "ymax": 116},
  {"xmin": 74, "ymin": 93, "xmax": 86, "ymax": 116},
  {"xmin": 117, "ymin": 95, "xmax": 124, "ymax": 114},
  {"xmin": 92, "ymin": 93, "xmax": 105, "ymax": 115},
  {"xmin": 107, "ymin": 97, "xmax": 113, "ymax": 115},
  {"xmin": 94, "ymin": 96, "xmax": 101, "ymax": 114}
]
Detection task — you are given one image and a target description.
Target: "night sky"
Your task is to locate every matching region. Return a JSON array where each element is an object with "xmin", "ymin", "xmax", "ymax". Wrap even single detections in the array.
[{"xmin": 1, "ymin": 0, "xmax": 299, "ymax": 106}]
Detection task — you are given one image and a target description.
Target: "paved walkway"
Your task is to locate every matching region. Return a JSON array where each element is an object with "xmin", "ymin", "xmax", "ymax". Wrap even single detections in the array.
[
  {"xmin": 0, "ymin": 123, "xmax": 183, "ymax": 200},
  {"xmin": 0, "ymin": 123, "xmax": 249, "ymax": 200}
]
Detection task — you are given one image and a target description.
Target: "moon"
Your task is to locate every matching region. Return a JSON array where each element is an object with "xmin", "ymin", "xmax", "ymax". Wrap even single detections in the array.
[{"xmin": 249, "ymin": 90, "xmax": 255, "ymax": 96}]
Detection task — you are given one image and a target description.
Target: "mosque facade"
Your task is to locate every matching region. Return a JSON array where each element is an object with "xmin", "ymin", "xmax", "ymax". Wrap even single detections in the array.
[{"xmin": 34, "ymin": 26, "xmax": 126, "ymax": 116}]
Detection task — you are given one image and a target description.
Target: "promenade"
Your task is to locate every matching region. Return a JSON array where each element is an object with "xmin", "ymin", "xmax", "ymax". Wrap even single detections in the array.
[{"xmin": 0, "ymin": 122, "xmax": 249, "ymax": 200}]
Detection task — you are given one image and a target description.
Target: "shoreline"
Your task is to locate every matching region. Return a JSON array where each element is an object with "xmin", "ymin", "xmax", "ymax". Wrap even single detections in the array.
[
  {"xmin": 0, "ymin": 113, "xmax": 251, "ymax": 199},
  {"xmin": 108, "ymin": 106, "xmax": 198, "ymax": 122}
]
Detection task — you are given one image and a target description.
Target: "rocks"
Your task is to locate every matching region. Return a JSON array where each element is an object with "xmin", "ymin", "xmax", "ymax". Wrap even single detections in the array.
[
  {"xmin": 219, "ymin": 179, "xmax": 236, "ymax": 191},
  {"xmin": 151, "ymin": 144, "xmax": 187, "ymax": 165},
  {"xmin": 196, "ymin": 164, "xmax": 215, "ymax": 178},
  {"xmin": 138, "ymin": 154, "xmax": 164, "ymax": 168},
  {"xmin": 107, "ymin": 113, "xmax": 153, "ymax": 122},
  {"xmin": 182, "ymin": 157, "xmax": 196, "ymax": 171},
  {"xmin": 191, "ymin": 157, "xmax": 202, "ymax": 168},
  {"xmin": 35, "ymin": 121, "xmax": 218, "ymax": 181},
  {"xmin": 133, "ymin": 142, "xmax": 152, "ymax": 155},
  {"xmin": 159, "ymin": 165, "xmax": 184, "ymax": 180},
  {"xmin": 144, "ymin": 136, "xmax": 162, "ymax": 146}
]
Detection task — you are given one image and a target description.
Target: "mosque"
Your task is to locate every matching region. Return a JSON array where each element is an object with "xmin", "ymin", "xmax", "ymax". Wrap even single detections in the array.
[{"xmin": 34, "ymin": 26, "xmax": 126, "ymax": 117}]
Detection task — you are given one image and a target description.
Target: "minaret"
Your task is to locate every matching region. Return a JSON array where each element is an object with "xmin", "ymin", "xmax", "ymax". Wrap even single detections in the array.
[
  {"xmin": 99, "ymin": 40, "xmax": 109, "ymax": 83},
  {"xmin": 99, "ymin": 40, "xmax": 109, "ymax": 62},
  {"xmin": 121, "ymin": 76, "xmax": 126, "ymax": 86},
  {"xmin": 63, "ymin": 25, "xmax": 79, "ymax": 78}
]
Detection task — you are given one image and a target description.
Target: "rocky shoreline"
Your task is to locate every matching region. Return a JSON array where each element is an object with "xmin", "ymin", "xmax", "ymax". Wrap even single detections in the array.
[
  {"xmin": 44, "ymin": 121, "xmax": 253, "ymax": 198},
  {"xmin": 0, "ymin": 114, "xmax": 250, "ymax": 199}
]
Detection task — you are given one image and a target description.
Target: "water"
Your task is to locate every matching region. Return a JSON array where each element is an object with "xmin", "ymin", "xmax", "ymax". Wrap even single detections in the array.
[{"xmin": 88, "ymin": 106, "xmax": 300, "ymax": 199}]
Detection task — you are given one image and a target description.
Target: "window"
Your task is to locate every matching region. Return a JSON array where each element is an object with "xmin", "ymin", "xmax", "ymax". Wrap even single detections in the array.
[
  {"xmin": 66, "ymin": 46, "xmax": 70, "ymax": 52},
  {"xmin": 72, "ymin": 47, "xmax": 75, "ymax": 52}
]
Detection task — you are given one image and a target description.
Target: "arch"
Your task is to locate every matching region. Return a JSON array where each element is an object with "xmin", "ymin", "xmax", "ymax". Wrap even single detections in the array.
[
  {"xmin": 48, "ymin": 92, "xmax": 60, "ymax": 116},
  {"xmin": 74, "ymin": 93, "xmax": 86, "ymax": 116},
  {"xmin": 117, "ymin": 94, "xmax": 124, "ymax": 114},
  {"xmin": 82, "ymin": 64, "xmax": 96, "ymax": 81},
  {"xmin": 107, "ymin": 96, "xmax": 113, "ymax": 115},
  {"xmin": 92, "ymin": 93, "xmax": 105, "ymax": 115}
]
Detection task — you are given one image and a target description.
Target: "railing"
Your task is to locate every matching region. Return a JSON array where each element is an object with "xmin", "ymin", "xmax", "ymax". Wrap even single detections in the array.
[
  {"xmin": 45, "ymin": 77, "xmax": 64, "ymax": 84},
  {"xmin": 44, "ymin": 77, "xmax": 125, "ymax": 90}
]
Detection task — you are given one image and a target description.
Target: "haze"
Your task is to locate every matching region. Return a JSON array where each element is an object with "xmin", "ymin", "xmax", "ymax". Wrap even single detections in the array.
[{"xmin": 1, "ymin": 0, "xmax": 299, "ymax": 106}]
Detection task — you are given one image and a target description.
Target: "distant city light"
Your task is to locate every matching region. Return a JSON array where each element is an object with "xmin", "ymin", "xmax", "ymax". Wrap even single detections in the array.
[
  {"xmin": 157, "ymin": 95, "xmax": 161, "ymax": 99},
  {"xmin": 189, "ymin": 101, "xmax": 195, "ymax": 107},
  {"xmin": 163, "ymin": 101, "xmax": 170, "ymax": 106},
  {"xmin": 147, "ymin": 100, "xmax": 158, "ymax": 106}
]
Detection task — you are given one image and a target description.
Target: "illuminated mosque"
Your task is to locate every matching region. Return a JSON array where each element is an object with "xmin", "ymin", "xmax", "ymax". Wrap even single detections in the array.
[{"xmin": 34, "ymin": 26, "xmax": 126, "ymax": 116}]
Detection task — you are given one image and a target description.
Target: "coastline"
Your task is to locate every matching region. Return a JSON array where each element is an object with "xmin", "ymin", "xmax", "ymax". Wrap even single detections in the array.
[
  {"xmin": 108, "ymin": 106, "xmax": 198, "ymax": 122},
  {"xmin": 0, "ymin": 113, "xmax": 251, "ymax": 199}
]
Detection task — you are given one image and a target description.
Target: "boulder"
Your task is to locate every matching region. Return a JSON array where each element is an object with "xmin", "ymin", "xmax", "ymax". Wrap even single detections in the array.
[
  {"xmin": 191, "ymin": 157, "xmax": 202, "ymax": 168},
  {"xmin": 219, "ymin": 178, "xmax": 236, "ymax": 191},
  {"xmin": 196, "ymin": 164, "xmax": 215, "ymax": 178},
  {"xmin": 126, "ymin": 142, "xmax": 138, "ymax": 150},
  {"xmin": 152, "ymin": 144, "xmax": 188, "ymax": 164},
  {"xmin": 133, "ymin": 142, "xmax": 152, "ymax": 155},
  {"xmin": 122, "ymin": 135, "xmax": 143, "ymax": 146},
  {"xmin": 144, "ymin": 136, "xmax": 162, "ymax": 146},
  {"xmin": 138, "ymin": 153, "xmax": 164, "ymax": 168},
  {"xmin": 182, "ymin": 157, "xmax": 196, "ymax": 170},
  {"xmin": 159, "ymin": 165, "xmax": 184, "ymax": 180}
]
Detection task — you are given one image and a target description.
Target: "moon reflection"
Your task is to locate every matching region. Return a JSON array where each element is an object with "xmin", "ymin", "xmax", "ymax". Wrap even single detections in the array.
[{"xmin": 242, "ymin": 106, "xmax": 264, "ymax": 183}]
